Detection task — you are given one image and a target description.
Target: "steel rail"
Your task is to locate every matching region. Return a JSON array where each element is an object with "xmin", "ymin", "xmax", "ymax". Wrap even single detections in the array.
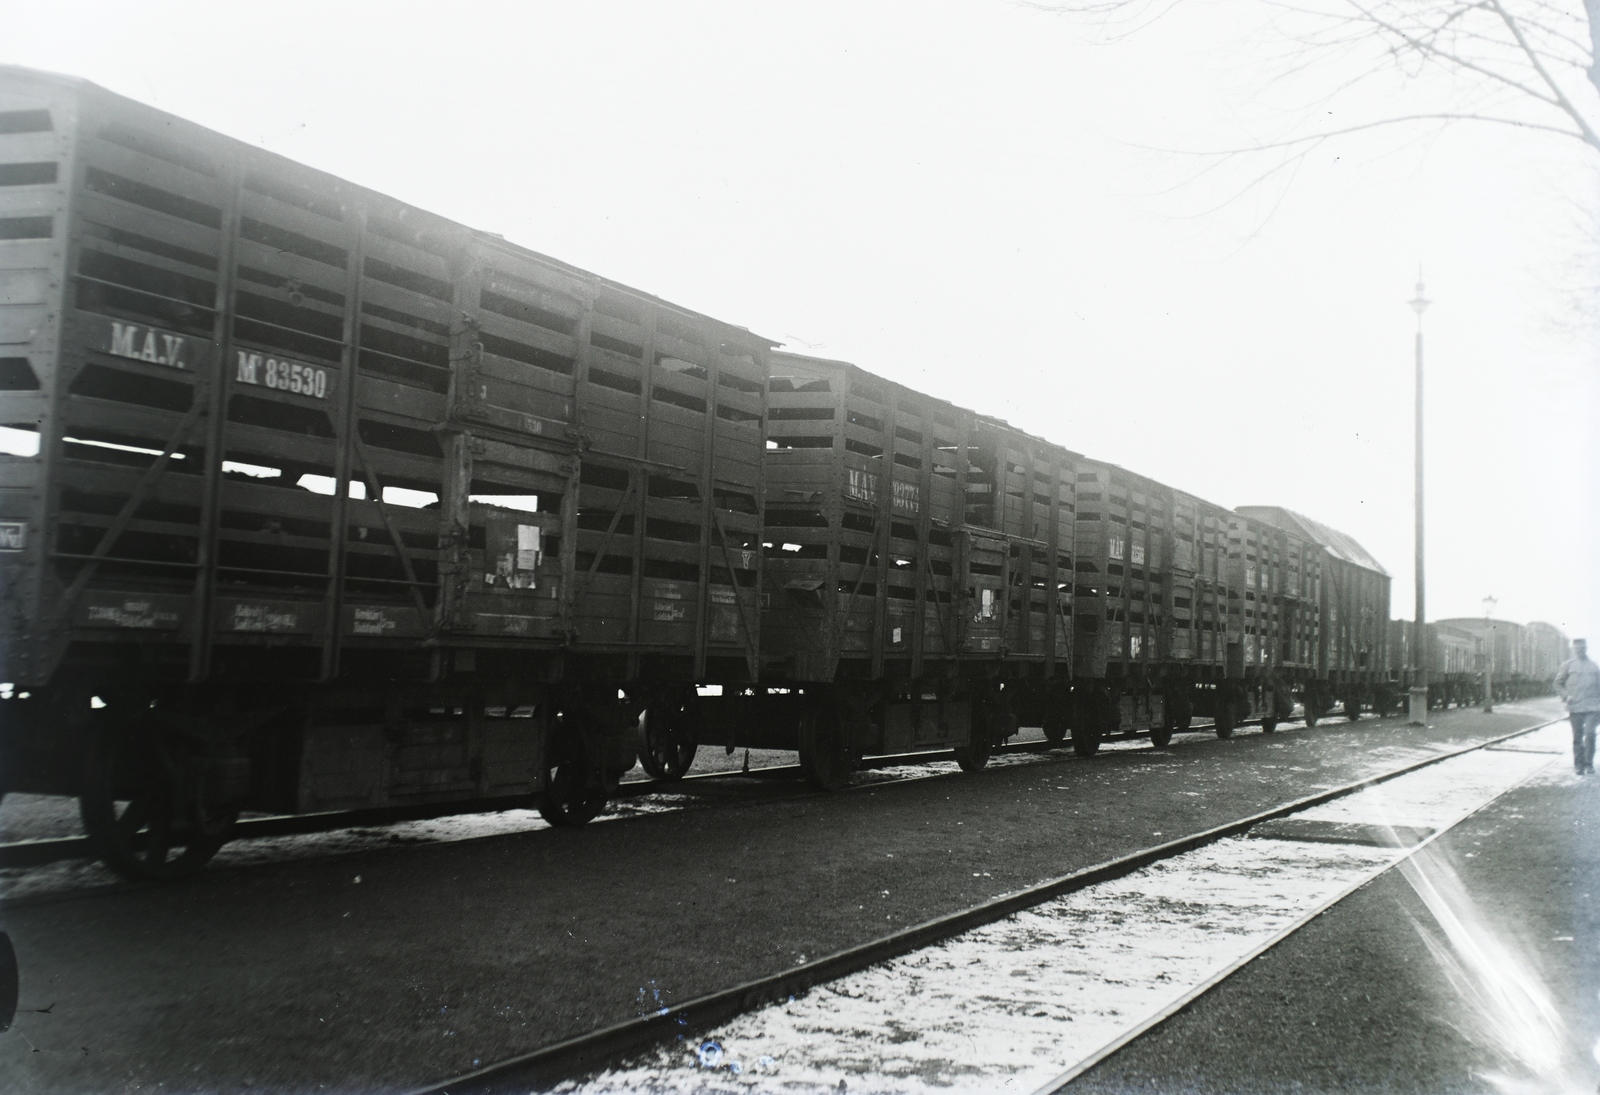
[
  {"xmin": 0, "ymin": 739, "xmax": 1003, "ymax": 869},
  {"xmin": 0, "ymin": 746, "xmax": 926, "ymax": 869},
  {"xmin": 0, "ymin": 763, "xmax": 769, "ymax": 869},
  {"xmin": 0, "ymin": 713, "xmax": 1306, "ymax": 870},
  {"xmin": 405, "ymin": 714, "xmax": 1562, "ymax": 1095}
]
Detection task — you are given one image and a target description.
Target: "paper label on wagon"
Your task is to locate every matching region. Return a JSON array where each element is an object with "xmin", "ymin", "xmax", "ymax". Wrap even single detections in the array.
[
  {"xmin": 91, "ymin": 316, "xmax": 209, "ymax": 370},
  {"xmin": 647, "ymin": 579, "xmax": 687, "ymax": 600},
  {"xmin": 0, "ymin": 521, "xmax": 24, "ymax": 551},
  {"xmin": 82, "ymin": 597, "xmax": 182, "ymax": 630},
  {"xmin": 234, "ymin": 350, "xmax": 333, "ymax": 400},
  {"xmin": 345, "ymin": 606, "xmax": 423, "ymax": 636},
  {"xmin": 229, "ymin": 602, "xmax": 308, "ymax": 633},
  {"xmin": 516, "ymin": 524, "xmax": 540, "ymax": 570},
  {"xmin": 351, "ymin": 607, "xmax": 397, "ymax": 635}
]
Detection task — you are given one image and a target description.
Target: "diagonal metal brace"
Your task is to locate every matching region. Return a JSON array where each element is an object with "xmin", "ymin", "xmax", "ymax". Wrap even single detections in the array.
[
  {"xmin": 708, "ymin": 507, "xmax": 761, "ymax": 681},
  {"xmin": 834, "ymin": 513, "xmax": 880, "ymax": 654},
  {"xmin": 570, "ymin": 469, "xmax": 638, "ymax": 608},
  {"xmin": 923, "ymin": 549, "xmax": 952, "ymax": 657},
  {"xmin": 62, "ymin": 399, "xmax": 207, "ymax": 607},
  {"xmin": 350, "ymin": 433, "xmax": 432, "ymax": 619},
  {"xmin": 1056, "ymin": 592, "xmax": 1075, "ymax": 679}
]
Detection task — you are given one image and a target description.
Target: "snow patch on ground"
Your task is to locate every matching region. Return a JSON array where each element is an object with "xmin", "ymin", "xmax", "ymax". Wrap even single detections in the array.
[
  {"xmin": 562, "ymin": 725, "xmax": 1566, "ymax": 1094},
  {"xmin": 0, "ymin": 715, "xmax": 1555, "ymax": 905}
]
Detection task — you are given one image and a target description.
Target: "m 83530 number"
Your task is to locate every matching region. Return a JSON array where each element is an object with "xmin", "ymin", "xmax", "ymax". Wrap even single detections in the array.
[{"xmin": 235, "ymin": 351, "xmax": 331, "ymax": 399}]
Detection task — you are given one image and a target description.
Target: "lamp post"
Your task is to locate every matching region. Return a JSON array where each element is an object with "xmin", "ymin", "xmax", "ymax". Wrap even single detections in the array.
[
  {"xmin": 1407, "ymin": 274, "xmax": 1431, "ymax": 726},
  {"xmin": 1482, "ymin": 595, "xmax": 1497, "ymax": 713}
]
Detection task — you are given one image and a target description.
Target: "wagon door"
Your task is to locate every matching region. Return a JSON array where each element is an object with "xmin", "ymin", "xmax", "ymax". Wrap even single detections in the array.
[
  {"xmin": 458, "ymin": 503, "xmax": 563, "ymax": 639},
  {"xmin": 436, "ymin": 434, "xmax": 570, "ymax": 643},
  {"xmin": 958, "ymin": 530, "xmax": 1005, "ymax": 655}
]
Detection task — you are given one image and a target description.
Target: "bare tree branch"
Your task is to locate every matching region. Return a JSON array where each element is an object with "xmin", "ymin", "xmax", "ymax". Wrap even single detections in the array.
[
  {"xmin": 1586, "ymin": 0, "xmax": 1600, "ymax": 92},
  {"xmin": 1486, "ymin": 0, "xmax": 1600, "ymax": 147},
  {"xmin": 1180, "ymin": 110, "xmax": 1586, "ymax": 153},
  {"xmin": 1036, "ymin": 0, "xmax": 1600, "ymax": 157},
  {"xmin": 1342, "ymin": 0, "xmax": 1563, "ymax": 113}
]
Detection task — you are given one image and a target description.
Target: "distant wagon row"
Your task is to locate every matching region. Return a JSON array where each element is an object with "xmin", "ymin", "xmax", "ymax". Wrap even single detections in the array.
[
  {"xmin": 0, "ymin": 66, "xmax": 1545, "ymax": 880},
  {"xmin": 1388, "ymin": 617, "xmax": 1570, "ymax": 708}
]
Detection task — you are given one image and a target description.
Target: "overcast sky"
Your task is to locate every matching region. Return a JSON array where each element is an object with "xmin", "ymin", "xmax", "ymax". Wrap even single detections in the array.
[{"xmin": 5, "ymin": 0, "xmax": 1596, "ymax": 641}]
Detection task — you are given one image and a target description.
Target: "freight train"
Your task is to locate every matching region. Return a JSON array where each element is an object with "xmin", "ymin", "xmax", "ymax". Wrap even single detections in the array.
[
  {"xmin": 1388, "ymin": 617, "xmax": 1571, "ymax": 707},
  {"xmin": 2, "ymin": 67, "xmax": 1399, "ymax": 879}
]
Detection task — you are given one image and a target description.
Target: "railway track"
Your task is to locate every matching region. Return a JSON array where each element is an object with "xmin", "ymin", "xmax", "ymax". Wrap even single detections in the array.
[
  {"xmin": 0, "ymin": 716, "xmax": 1259, "ymax": 871},
  {"xmin": 406, "ymin": 712, "xmax": 1563, "ymax": 1095}
]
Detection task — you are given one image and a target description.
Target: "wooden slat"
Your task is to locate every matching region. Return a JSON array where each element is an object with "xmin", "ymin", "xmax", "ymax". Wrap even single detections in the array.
[
  {"xmin": 80, "ymin": 135, "xmax": 227, "ymax": 205},
  {"xmin": 233, "ymin": 238, "xmax": 349, "ymax": 292},
  {"xmin": 355, "ymin": 374, "xmax": 446, "ymax": 420}
]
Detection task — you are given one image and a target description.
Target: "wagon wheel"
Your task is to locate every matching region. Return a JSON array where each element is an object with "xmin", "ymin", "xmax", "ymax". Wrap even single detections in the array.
[
  {"xmin": 953, "ymin": 707, "xmax": 994, "ymax": 772},
  {"xmin": 1261, "ymin": 717, "xmax": 1277, "ymax": 734},
  {"xmin": 1152, "ymin": 689, "xmax": 1185, "ymax": 748},
  {"xmin": 1170, "ymin": 691, "xmax": 1194, "ymax": 731},
  {"xmin": 959, "ymin": 689, "xmax": 1011, "ymax": 772},
  {"xmin": 1214, "ymin": 696, "xmax": 1237, "ymax": 740},
  {"xmin": 637, "ymin": 700, "xmax": 698, "ymax": 781},
  {"xmin": 1345, "ymin": 696, "xmax": 1362, "ymax": 721},
  {"xmin": 1268, "ymin": 683, "xmax": 1295, "ymax": 732},
  {"xmin": 79, "ymin": 721, "xmax": 237, "ymax": 881},
  {"xmin": 798, "ymin": 700, "xmax": 856, "ymax": 792},
  {"xmin": 1042, "ymin": 707, "xmax": 1069, "ymax": 748},
  {"xmin": 537, "ymin": 747, "xmax": 608, "ymax": 827},
  {"xmin": 1303, "ymin": 689, "xmax": 1321, "ymax": 727},
  {"xmin": 952, "ymin": 735, "xmax": 992, "ymax": 772},
  {"xmin": 1072, "ymin": 693, "xmax": 1105, "ymax": 758},
  {"xmin": 1150, "ymin": 698, "xmax": 1175, "ymax": 748}
]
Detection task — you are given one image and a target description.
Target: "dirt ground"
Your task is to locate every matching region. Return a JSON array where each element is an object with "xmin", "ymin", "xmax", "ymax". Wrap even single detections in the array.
[{"xmin": 0, "ymin": 701, "xmax": 1562, "ymax": 1095}]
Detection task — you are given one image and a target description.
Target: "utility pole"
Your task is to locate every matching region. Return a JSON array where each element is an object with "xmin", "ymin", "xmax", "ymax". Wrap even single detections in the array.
[
  {"xmin": 1407, "ymin": 274, "xmax": 1430, "ymax": 726},
  {"xmin": 1482, "ymin": 595, "xmax": 1497, "ymax": 713}
]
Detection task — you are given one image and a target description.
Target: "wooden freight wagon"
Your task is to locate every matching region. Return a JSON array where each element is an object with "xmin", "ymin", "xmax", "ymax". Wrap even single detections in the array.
[
  {"xmin": 1432, "ymin": 622, "xmax": 1482, "ymax": 706},
  {"xmin": 1180, "ymin": 495, "xmax": 1240, "ymax": 691},
  {"xmin": 743, "ymin": 352, "xmax": 1080, "ymax": 785},
  {"xmin": 1387, "ymin": 620, "xmax": 1481, "ymax": 708},
  {"xmin": 1217, "ymin": 511, "xmax": 1319, "ymax": 734},
  {"xmin": 1070, "ymin": 461, "xmax": 1186, "ymax": 743},
  {"xmin": 1069, "ymin": 467, "xmax": 1307, "ymax": 741},
  {"xmin": 0, "ymin": 67, "xmax": 773, "ymax": 876},
  {"xmin": 1436, "ymin": 617, "xmax": 1560, "ymax": 703},
  {"xmin": 1236, "ymin": 506, "xmax": 1391, "ymax": 719},
  {"xmin": 1522, "ymin": 621, "xmax": 1570, "ymax": 684},
  {"xmin": 1393, "ymin": 618, "xmax": 1563, "ymax": 707}
]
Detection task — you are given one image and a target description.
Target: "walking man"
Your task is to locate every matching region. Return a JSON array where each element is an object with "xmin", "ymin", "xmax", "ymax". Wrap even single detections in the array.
[{"xmin": 1554, "ymin": 638, "xmax": 1600, "ymax": 775}]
